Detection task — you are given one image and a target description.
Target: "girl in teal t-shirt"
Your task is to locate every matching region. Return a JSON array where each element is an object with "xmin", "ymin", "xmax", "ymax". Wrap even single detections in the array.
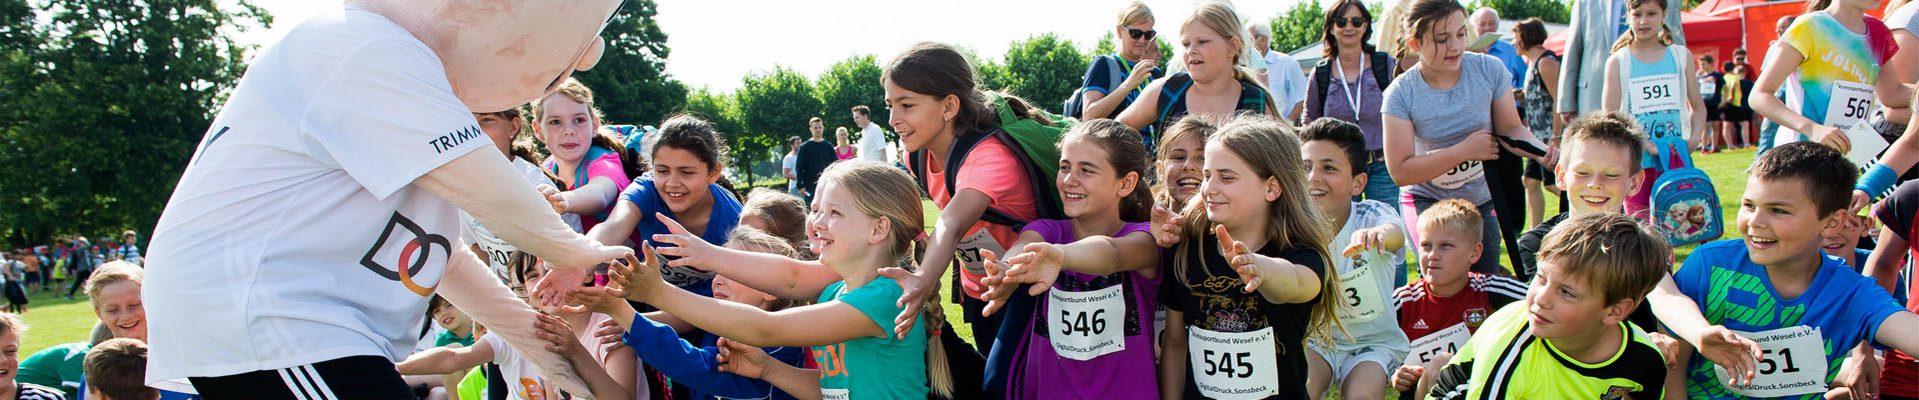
[{"xmin": 599, "ymin": 160, "xmax": 946, "ymax": 399}]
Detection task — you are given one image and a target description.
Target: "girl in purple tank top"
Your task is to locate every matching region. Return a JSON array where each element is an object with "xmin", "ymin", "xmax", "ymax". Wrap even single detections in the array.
[{"xmin": 979, "ymin": 120, "xmax": 1163, "ymax": 399}]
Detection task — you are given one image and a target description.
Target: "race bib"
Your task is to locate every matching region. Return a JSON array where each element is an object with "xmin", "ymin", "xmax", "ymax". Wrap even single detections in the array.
[
  {"xmin": 1714, "ymin": 326, "xmax": 1828, "ymax": 397},
  {"xmin": 954, "ymin": 228, "xmax": 1007, "ymax": 276},
  {"xmin": 1698, "ymin": 76, "xmax": 1718, "ymax": 96},
  {"xmin": 1824, "ymin": 80, "xmax": 1876, "ymax": 130},
  {"xmin": 1188, "ymin": 326, "xmax": 1281, "ymax": 400},
  {"xmin": 1629, "ymin": 74, "xmax": 1684, "ymax": 114},
  {"xmin": 1334, "ymin": 253, "xmax": 1389, "ymax": 323},
  {"xmin": 821, "ymin": 388, "xmax": 851, "ymax": 400},
  {"xmin": 1433, "ymin": 160, "xmax": 1483, "ymax": 190},
  {"xmin": 468, "ymin": 219, "xmax": 518, "ymax": 280},
  {"xmin": 1048, "ymin": 285, "xmax": 1128, "ymax": 360},
  {"xmin": 1405, "ymin": 322, "xmax": 1471, "ymax": 367}
]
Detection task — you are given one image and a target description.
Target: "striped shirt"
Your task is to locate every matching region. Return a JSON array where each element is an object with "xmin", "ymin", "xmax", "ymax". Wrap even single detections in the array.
[
  {"xmin": 1393, "ymin": 273, "xmax": 1529, "ymax": 340},
  {"xmin": 17, "ymin": 383, "xmax": 67, "ymax": 400}
]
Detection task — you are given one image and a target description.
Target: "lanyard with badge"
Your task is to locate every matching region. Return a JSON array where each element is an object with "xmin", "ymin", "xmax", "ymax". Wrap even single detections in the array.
[
  {"xmin": 1335, "ymin": 251, "xmax": 1390, "ymax": 322},
  {"xmin": 1049, "ymin": 284, "xmax": 1129, "ymax": 360},
  {"xmin": 1336, "ymin": 55, "xmax": 1367, "ymax": 120},
  {"xmin": 1713, "ymin": 326, "xmax": 1828, "ymax": 397},
  {"xmin": 1188, "ymin": 326, "xmax": 1282, "ymax": 399}
]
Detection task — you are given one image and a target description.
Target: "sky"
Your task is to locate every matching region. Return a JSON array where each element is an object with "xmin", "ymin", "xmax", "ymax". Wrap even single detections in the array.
[{"xmin": 235, "ymin": 0, "xmax": 1301, "ymax": 92}]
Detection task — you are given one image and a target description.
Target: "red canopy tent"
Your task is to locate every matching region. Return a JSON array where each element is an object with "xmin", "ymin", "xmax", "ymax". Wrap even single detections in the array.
[
  {"xmin": 1543, "ymin": 10, "xmax": 1746, "ymax": 69},
  {"xmin": 1545, "ymin": 0, "xmax": 1889, "ymax": 76}
]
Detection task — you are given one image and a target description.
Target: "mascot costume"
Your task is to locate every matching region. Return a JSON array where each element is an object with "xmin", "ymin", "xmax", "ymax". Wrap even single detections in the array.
[{"xmin": 142, "ymin": 0, "xmax": 629, "ymax": 398}]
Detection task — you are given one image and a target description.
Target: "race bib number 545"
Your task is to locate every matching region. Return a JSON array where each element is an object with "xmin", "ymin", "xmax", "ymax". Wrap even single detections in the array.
[{"xmin": 1188, "ymin": 326, "xmax": 1280, "ymax": 400}]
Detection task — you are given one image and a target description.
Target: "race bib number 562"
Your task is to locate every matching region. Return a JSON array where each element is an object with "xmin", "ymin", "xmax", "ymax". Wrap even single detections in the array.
[{"xmin": 1188, "ymin": 326, "xmax": 1280, "ymax": 400}]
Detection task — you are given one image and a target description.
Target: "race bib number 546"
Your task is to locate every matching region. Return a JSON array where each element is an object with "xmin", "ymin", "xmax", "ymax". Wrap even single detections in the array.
[{"xmin": 1188, "ymin": 326, "xmax": 1280, "ymax": 400}]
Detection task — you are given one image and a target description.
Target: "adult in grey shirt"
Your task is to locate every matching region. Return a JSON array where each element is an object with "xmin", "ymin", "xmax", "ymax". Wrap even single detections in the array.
[{"xmin": 1384, "ymin": 51, "xmax": 1545, "ymax": 276}]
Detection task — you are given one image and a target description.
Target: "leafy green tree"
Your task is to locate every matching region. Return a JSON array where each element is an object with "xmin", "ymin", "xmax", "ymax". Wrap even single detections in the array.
[
  {"xmin": 814, "ymin": 54, "xmax": 889, "ymax": 137},
  {"xmin": 1471, "ymin": 0, "xmax": 1570, "ymax": 23},
  {"xmin": 734, "ymin": 67, "xmax": 821, "ymax": 185},
  {"xmin": 996, "ymin": 33, "xmax": 1086, "ymax": 106},
  {"xmin": 1269, "ymin": 0, "xmax": 1327, "ymax": 54},
  {"xmin": 572, "ymin": 0, "xmax": 688, "ymax": 126},
  {"xmin": 680, "ymin": 88, "xmax": 764, "ymax": 182},
  {"xmin": 0, "ymin": 0, "xmax": 267, "ymax": 247}
]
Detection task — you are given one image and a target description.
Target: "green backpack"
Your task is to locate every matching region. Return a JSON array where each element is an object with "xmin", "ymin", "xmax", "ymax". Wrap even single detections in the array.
[{"xmin": 908, "ymin": 92, "xmax": 1071, "ymax": 227}]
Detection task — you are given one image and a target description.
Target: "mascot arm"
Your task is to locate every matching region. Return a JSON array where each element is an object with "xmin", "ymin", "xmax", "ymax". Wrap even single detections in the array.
[
  {"xmin": 415, "ymin": 149, "xmax": 628, "ymax": 271},
  {"xmin": 437, "ymin": 244, "xmax": 596, "ymax": 399}
]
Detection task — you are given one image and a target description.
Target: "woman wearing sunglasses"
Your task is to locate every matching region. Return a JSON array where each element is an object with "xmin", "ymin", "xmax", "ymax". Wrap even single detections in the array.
[
  {"xmin": 1117, "ymin": 0, "xmax": 1280, "ymax": 144},
  {"xmin": 1073, "ymin": 1, "xmax": 1164, "ymax": 120},
  {"xmin": 1305, "ymin": 0, "xmax": 1402, "ymax": 210}
]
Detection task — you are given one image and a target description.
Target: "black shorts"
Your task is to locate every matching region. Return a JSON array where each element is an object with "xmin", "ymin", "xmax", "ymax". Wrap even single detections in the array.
[
  {"xmin": 1721, "ymin": 106, "xmax": 1751, "ymax": 122},
  {"xmin": 189, "ymin": 356, "xmax": 414, "ymax": 400},
  {"xmin": 1524, "ymin": 158, "xmax": 1556, "ymax": 186},
  {"xmin": 1703, "ymin": 101, "xmax": 1723, "ymax": 121}
]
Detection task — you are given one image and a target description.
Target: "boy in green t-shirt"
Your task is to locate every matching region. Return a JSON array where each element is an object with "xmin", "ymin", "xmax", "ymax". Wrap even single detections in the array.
[{"xmin": 1418, "ymin": 213, "xmax": 1671, "ymax": 399}]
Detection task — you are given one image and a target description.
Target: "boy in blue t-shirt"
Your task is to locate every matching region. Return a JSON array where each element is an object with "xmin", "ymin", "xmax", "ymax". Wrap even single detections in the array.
[{"xmin": 1671, "ymin": 142, "xmax": 1919, "ymax": 399}]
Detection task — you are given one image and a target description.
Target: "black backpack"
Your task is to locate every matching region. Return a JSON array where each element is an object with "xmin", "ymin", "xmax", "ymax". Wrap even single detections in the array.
[
  {"xmin": 1062, "ymin": 55, "xmax": 1127, "ymax": 119},
  {"xmin": 907, "ymin": 94, "xmax": 1069, "ymax": 229},
  {"xmin": 1310, "ymin": 50, "xmax": 1397, "ymax": 118}
]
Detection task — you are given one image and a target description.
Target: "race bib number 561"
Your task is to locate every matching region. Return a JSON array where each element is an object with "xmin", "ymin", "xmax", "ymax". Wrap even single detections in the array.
[{"xmin": 1188, "ymin": 326, "xmax": 1280, "ymax": 400}]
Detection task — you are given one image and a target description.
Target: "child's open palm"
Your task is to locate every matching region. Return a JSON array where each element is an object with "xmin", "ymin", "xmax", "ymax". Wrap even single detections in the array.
[
  {"xmin": 606, "ymin": 244, "xmax": 667, "ymax": 304},
  {"xmin": 1216, "ymin": 226, "xmax": 1262, "ymax": 293},
  {"xmin": 978, "ymin": 249, "xmax": 1026, "ymax": 316},
  {"xmin": 649, "ymin": 212, "xmax": 721, "ymax": 270},
  {"xmin": 715, "ymin": 337, "xmax": 774, "ymax": 379}
]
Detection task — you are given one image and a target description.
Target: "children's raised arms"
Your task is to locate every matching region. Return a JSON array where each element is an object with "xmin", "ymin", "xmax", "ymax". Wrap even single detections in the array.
[
  {"xmin": 1215, "ymin": 225, "xmax": 1264, "ymax": 294},
  {"xmin": 648, "ymin": 213, "xmax": 721, "ymax": 270},
  {"xmin": 1151, "ymin": 205, "xmax": 1186, "ymax": 248},
  {"xmin": 1340, "ymin": 224, "xmax": 1406, "ymax": 259}
]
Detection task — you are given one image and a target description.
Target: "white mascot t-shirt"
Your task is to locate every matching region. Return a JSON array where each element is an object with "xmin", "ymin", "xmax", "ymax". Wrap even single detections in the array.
[{"xmin": 143, "ymin": 7, "xmax": 492, "ymax": 381}]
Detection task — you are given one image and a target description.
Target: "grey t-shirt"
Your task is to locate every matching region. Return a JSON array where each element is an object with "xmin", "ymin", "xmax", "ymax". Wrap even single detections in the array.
[
  {"xmin": 1891, "ymin": 1, "xmax": 1918, "ymax": 34},
  {"xmin": 1382, "ymin": 53, "xmax": 1514, "ymax": 205}
]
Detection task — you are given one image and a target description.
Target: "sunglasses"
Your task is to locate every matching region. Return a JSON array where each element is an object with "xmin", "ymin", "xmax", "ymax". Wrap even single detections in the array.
[
  {"xmin": 1125, "ymin": 27, "xmax": 1157, "ymax": 41},
  {"xmin": 1331, "ymin": 17, "xmax": 1368, "ymax": 28}
]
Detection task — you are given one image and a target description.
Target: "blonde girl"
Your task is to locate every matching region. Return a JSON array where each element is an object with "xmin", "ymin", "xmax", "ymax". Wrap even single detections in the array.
[
  {"xmin": 613, "ymin": 161, "xmax": 953, "ymax": 399},
  {"xmin": 534, "ymin": 78, "xmax": 633, "ymax": 233},
  {"xmin": 1158, "ymin": 116, "xmax": 1339, "ymax": 400}
]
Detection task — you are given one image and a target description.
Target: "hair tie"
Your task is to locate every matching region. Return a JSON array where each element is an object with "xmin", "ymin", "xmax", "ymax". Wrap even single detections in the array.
[{"xmin": 915, "ymin": 232, "xmax": 929, "ymax": 241}]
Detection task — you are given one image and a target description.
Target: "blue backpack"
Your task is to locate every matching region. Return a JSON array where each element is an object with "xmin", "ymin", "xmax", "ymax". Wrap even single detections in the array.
[{"xmin": 1650, "ymin": 142, "xmax": 1722, "ymax": 246}]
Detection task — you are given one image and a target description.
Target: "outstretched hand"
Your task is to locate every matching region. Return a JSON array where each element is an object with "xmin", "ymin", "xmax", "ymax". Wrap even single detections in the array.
[
  {"xmin": 1216, "ymin": 226, "xmax": 1262, "ymax": 293},
  {"xmin": 1696, "ymin": 326, "xmax": 1764, "ymax": 387},
  {"xmin": 533, "ymin": 313, "xmax": 588, "ymax": 358},
  {"xmin": 978, "ymin": 249, "xmax": 1028, "ymax": 317},
  {"xmin": 879, "ymin": 264, "xmax": 938, "ymax": 340},
  {"xmin": 605, "ymin": 244, "xmax": 666, "ymax": 304},
  {"xmin": 1151, "ymin": 205, "xmax": 1185, "ymax": 248},
  {"xmin": 715, "ymin": 337, "xmax": 774, "ymax": 379},
  {"xmin": 649, "ymin": 213, "xmax": 721, "ymax": 270}
]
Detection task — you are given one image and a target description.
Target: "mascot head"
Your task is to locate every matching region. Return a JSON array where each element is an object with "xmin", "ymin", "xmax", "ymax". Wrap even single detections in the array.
[{"xmin": 351, "ymin": 0, "xmax": 622, "ymax": 112}]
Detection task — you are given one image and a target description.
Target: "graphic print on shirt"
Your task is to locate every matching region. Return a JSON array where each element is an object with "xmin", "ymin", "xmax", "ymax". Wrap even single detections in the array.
[{"xmin": 359, "ymin": 212, "xmax": 450, "ymax": 296}]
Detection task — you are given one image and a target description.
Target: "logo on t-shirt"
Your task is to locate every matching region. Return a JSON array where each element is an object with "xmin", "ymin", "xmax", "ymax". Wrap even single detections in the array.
[
  {"xmin": 1464, "ymin": 308, "xmax": 1488, "ymax": 326},
  {"xmin": 1603, "ymin": 385, "xmax": 1632, "ymax": 399},
  {"xmin": 359, "ymin": 212, "xmax": 449, "ymax": 296},
  {"xmin": 427, "ymin": 125, "xmax": 484, "ymax": 154}
]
